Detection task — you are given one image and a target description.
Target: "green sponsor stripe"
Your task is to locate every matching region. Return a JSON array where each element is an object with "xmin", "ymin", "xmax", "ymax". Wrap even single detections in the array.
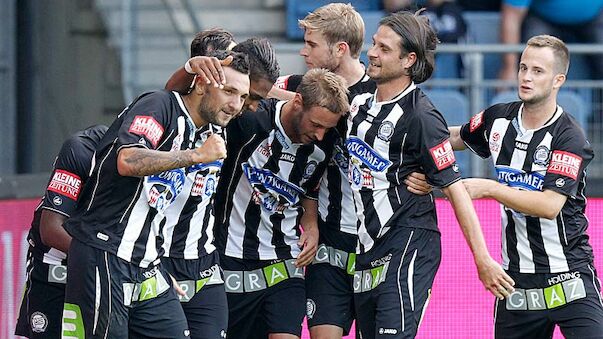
[
  {"xmin": 544, "ymin": 283, "xmax": 567, "ymax": 309},
  {"xmin": 196, "ymin": 277, "xmax": 210, "ymax": 292},
  {"xmin": 263, "ymin": 262, "xmax": 288, "ymax": 287},
  {"xmin": 62, "ymin": 303, "xmax": 85, "ymax": 339},
  {"xmin": 139, "ymin": 276, "xmax": 158, "ymax": 301},
  {"xmin": 347, "ymin": 253, "xmax": 356, "ymax": 275},
  {"xmin": 371, "ymin": 266, "xmax": 384, "ymax": 289}
]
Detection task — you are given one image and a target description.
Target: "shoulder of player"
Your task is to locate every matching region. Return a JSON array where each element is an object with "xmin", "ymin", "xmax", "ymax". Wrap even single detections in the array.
[{"xmin": 551, "ymin": 112, "xmax": 589, "ymax": 143}]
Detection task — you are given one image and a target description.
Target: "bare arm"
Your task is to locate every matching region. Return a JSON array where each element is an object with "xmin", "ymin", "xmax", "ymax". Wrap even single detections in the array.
[
  {"xmin": 499, "ymin": 3, "xmax": 529, "ymax": 80},
  {"xmin": 267, "ymin": 86, "xmax": 297, "ymax": 101},
  {"xmin": 463, "ymin": 178, "xmax": 567, "ymax": 219},
  {"xmin": 296, "ymin": 198, "xmax": 320, "ymax": 267},
  {"xmin": 448, "ymin": 126, "xmax": 466, "ymax": 151},
  {"xmin": 165, "ymin": 67, "xmax": 195, "ymax": 93},
  {"xmin": 39, "ymin": 210, "xmax": 71, "ymax": 252},
  {"xmin": 117, "ymin": 134, "xmax": 226, "ymax": 177},
  {"xmin": 442, "ymin": 180, "xmax": 515, "ymax": 298}
]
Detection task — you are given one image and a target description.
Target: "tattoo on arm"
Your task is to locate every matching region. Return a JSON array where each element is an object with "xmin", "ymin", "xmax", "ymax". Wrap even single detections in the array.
[{"xmin": 120, "ymin": 148, "xmax": 195, "ymax": 176}]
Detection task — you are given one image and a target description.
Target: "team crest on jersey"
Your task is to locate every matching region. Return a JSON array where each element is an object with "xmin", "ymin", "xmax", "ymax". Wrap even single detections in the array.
[
  {"xmin": 377, "ymin": 121, "xmax": 395, "ymax": 142},
  {"xmin": 303, "ymin": 161, "xmax": 317, "ymax": 179},
  {"xmin": 533, "ymin": 145, "xmax": 551, "ymax": 166},
  {"xmin": 469, "ymin": 111, "xmax": 484, "ymax": 132},
  {"xmin": 346, "ymin": 137, "xmax": 392, "ymax": 172},
  {"xmin": 128, "ymin": 115, "xmax": 164, "ymax": 147},
  {"xmin": 429, "ymin": 140, "xmax": 456, "ymax": 171},
  {"xmin": 146, "ymin": 168, "xmax": 186, "ymax": 211},
  {"xmin": 47, "ymin": 170, "xmax": 82, "ymax": 200},
  {"xmin": 547, "ymin": 150, "xmax": 582, "ymax": 180},
  {"xmin": 496, "ymin": 166, "xmax": 544, "ymax": 191}
]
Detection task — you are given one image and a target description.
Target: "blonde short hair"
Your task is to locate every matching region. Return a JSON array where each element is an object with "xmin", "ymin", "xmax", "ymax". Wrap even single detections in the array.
[
  {"xmin": 298, "ymin": 3, "xmax": 365, "ymax": 59},
  {"xmin": 297, "ymin": 68, "xmax": 350, "ymax": 115},
  {"xmin": 526, "ymin": 35, "xmax": 570, "ymax": 74}
]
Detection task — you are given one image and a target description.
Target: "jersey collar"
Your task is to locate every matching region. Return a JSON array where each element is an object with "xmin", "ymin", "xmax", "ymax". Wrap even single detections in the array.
[
  {"xmin": 173, "ymin": 91, "xmax": 203, "ymax": 131},
  {"xmin": 516, "ymin": 103, "xmax": 563, "ymax": 134},
  {"xmin": 371, "ymin": 82, "xmax": 417, "ymax": 107},
  {"xmin": 274, "ymin": 100, "xmax": 299, "ymax": 149}
]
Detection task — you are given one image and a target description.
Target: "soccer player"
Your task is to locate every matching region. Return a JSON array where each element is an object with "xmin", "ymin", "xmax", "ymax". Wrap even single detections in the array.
[
  {"xmin": 14, "ymin": 125, "xmax": 107, "ymax": 338},
  {"xmin": 347, "ymin": 11, "xmax": 514, "ymax": 338},
  {"xmin": 449, "ymin": 35, "xmax": 603, "ymax": 338},
  {"xmin": 61, "ymin": 50, "xmax": 250, "ymax": 338},
  {"xmin": 212, "ymin": 68, "xmax": 349, "ymax": 339},
  {"xmin": 273, "ymin": 5, "xmax": 431, "ymax": 338},
  {"xmin": 161, "ymin": 39, "xmax": 279, "ymax": 339}
]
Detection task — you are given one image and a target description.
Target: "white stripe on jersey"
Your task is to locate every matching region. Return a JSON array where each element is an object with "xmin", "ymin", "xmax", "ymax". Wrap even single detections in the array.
[
  {"xmin": 140, "ymin": 225, "xmax": 159, "ymax": 268},
  {"xmin": 117, "ymin": 188, "xmax": 148, "ymax": 263},
  {"xmin": 512, "ymin": 210, "xmax": 536, "ymax": 273},
  {"xmin": 490, "ymin": 118, "xmax": 511, "ymax": 164},
  {"xmin": 317, "ymin": 171, "xmax": 357, "ymax": 234},
  {"xmin": 224, "ymin": 174, "xmax": 255, "ymax": 258}
]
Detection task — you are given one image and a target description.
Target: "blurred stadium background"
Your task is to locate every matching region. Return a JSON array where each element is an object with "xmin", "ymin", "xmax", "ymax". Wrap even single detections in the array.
[{"xmin": 1, "ymin": 1, "xmax": 602, "ymax": 338}]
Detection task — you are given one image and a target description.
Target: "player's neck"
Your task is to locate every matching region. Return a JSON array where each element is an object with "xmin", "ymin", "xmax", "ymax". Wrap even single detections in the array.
[
  {"xmin": 375, "ymin": 76, "xmax": 412, "ymax": 102},
  {"xmin": 522, "ymin": 97, "xmax": 558, "ymax": 130},
  {"xmin": 335, "ymin": 58, "xmax": 366, "ymax": 88},
  {"xmin": 181, "ymin": 94, "xmax": 207, "ymax": 128}
]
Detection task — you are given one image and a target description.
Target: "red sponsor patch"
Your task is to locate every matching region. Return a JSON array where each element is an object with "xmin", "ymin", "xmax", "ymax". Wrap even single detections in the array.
[
  {"xmin": 469, "ymin": 111, "xmax": 484, "ymax": 132},
  {"xmin": 430, "ymin": 140, "xmax": 456, "ymax": 171},
  {"xmin": 128, "ymin": 116, "xmax": 164, "ymax": 148},
  {"xmin": 547, "ymin": 150, "xmax": 582, "ymax": 180},
  {"xmin": 274, "ymin": 75, "xmax": 290, "ymax": 90},
  {"xmin": 47, "ymin": 169, "xmax": 82, "ymax": 200}
]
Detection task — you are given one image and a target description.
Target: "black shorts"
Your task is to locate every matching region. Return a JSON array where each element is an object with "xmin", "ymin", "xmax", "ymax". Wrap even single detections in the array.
[
  {"xmin": 305, "ymin": 243, "xmax": 355, "ymax": 334},
  {"xmin": 221, "ymin": 255, "xmax": 306, "ymax": 339},
  {"xmin": 15, "ymin": 250, "xmax": 67, "ymax": 338},
  {"xmin": 162, "ymin": 252, "xmax": 228, "ymax": 339},
  {"xmin": 62, "ymin": 238, "xmax": 189, "ymax": 338},
  {"xmin": 354, "ymin": 227, "xmax": 441, "ymax": 339},
  {"xmin": 495, "ymin": 264, "xmax": 603, "ymax": 339}
]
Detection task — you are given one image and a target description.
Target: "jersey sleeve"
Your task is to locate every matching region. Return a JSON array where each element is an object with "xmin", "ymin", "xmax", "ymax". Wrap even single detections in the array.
[
  {"xmin": 542, "ymin": 125, "xmax": 594, "ymax": 198},
  {"xmin": 302, "ymin": 135, "xmax": 336, "ymax": 200},
  {"xmin": 41, "ymin": 136, "xmax": 95, "ymax": 217},
  {"xmin": 117, "ymin": 91, "xmax": 173, "ymax": 150},
  {"xmin": 416, "ymin": 107, "xmax": 461, "ymax": 188},
  {"xmin": 274, "ymin": 74, "xmax": 303, "ymax": 92},
  {"xmin": 460, "ymin": 108, "xmax": 492, "ymax": 158}
]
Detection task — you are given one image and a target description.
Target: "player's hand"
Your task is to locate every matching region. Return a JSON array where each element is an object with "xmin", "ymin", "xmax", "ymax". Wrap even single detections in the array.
[
  {"xmin": 404, "ymin": 172, "xmax": 432, "ymax": 195},
  {"xmin": 476, "ymin": 256, "xmax": 515, "ymax": 300},
  {"xmin": 295, "ymin": 225, "xmax": 318, "ymax": 268},
  {"xmin": 169, "ymin": 274, "xmax": 186, "ymax": 297},
  {"xmin": 462, "ymin": 178, "xmax": 495, "ymax": 199},
  {"xmin": 188, "ymin": 55, "xmax": 233, "ymax": 88},
  {"xmin": 192, "ymin": 134, "xmax": 227, "ymax": 164}
]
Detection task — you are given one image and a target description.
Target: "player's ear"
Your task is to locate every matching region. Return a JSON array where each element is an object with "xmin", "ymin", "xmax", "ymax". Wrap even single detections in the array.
[
  {"xmin": 553, "ymin": 73, "xmax": 566, "ymax": 89},
  {"xmin": 192, "ymin": 76, "xmax": 207, "ymax": 96},
  {"xmin": 335, "ymin": 41, "xmax": 348, "ymax": 58},
  {"xmin": 293, "ymin": 92, "xmax": 304, "ymax": 110}
]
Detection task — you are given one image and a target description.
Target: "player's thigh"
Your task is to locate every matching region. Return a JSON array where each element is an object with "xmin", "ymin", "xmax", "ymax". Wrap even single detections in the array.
[
  {"xmin": 226, "ymin": 289, "xmax": 265, "ymax": 338},
  {"xmin": 306, "ymin": 263, "xmax": 354, "ymax": 335},
  {"xmin": 16, "ymin": 278, "xmax": 65, "ymax": 338},
  {"xmin": 63, "ymin": 238, "xmax": 129, "ymax": 339},
  {"xmin": 182, "ymin": 283, "xmax": 228, "ymax": 339},
  {"xmin": 129, "ymin": 285, "xmax": 189, "ymax": 338},
  {"xmin": 494, "ymin": 298, "xmax": 555, "ymax": 339},
  {"xmin": 264, "ymin": 278, "xmax": 306, "ymax": 337}
]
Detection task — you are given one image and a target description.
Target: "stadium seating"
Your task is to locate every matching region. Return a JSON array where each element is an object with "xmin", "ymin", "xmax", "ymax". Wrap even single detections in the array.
[
  {"xmin": 421, "ymin": 89, "xmax": 473, "ymax": 175},
  {"xmin": 490, "ymin": 90, "xmax": 590, "ymax": 128}
]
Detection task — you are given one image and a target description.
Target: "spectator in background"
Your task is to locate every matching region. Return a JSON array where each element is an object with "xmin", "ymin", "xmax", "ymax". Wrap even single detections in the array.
[
  {"xmin": 383, "ymin": 0, "xmax": 468, "ymax": 78},
  {"xmin": 499, "ymin": 0, "xmax": 603, "ymax": 81}
]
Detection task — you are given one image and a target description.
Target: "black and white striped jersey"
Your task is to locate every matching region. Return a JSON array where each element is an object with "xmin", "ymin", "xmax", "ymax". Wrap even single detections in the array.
[
  {"xmin": 65, "ymin": 90, "xmax": 203, "ymax": 268},
  {"xmin": 461, "ymin": 102, "xmax": 594, "ymax": 274},
  {"xmin": 160, "ymin": 124, "xmax": 224, "ymax": 260},
  {"xmin": 347, "ymin": 83, "xmax": 461, "ymax": 253},
  {"xmin": 276, "ymin": 73, "xmax": 376, "ymax": 252},
  {"xmin": 27, "ymin": 125, "xmax": 107, "ymax": 266},
  {"xmin": 213, "ymin": 99, "xmax": 334, "ymax": 260}
]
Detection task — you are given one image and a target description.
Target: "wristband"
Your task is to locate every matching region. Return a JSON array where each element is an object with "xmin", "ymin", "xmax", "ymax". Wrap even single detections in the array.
[{"xmin": 184, "ymin": 60, "xmax": 194, "ymax": 74}]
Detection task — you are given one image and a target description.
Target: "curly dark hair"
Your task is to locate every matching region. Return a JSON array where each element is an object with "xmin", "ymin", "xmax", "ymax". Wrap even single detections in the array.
[{"xmin": 232, "ymin": 38, "xmax": 280, "ymax": 83}]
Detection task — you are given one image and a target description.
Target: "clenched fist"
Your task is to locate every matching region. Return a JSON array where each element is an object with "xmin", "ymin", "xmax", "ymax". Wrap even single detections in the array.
[{"xmin": 192, "ymin": 134, "xmax": 227, "ymax": 163}]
